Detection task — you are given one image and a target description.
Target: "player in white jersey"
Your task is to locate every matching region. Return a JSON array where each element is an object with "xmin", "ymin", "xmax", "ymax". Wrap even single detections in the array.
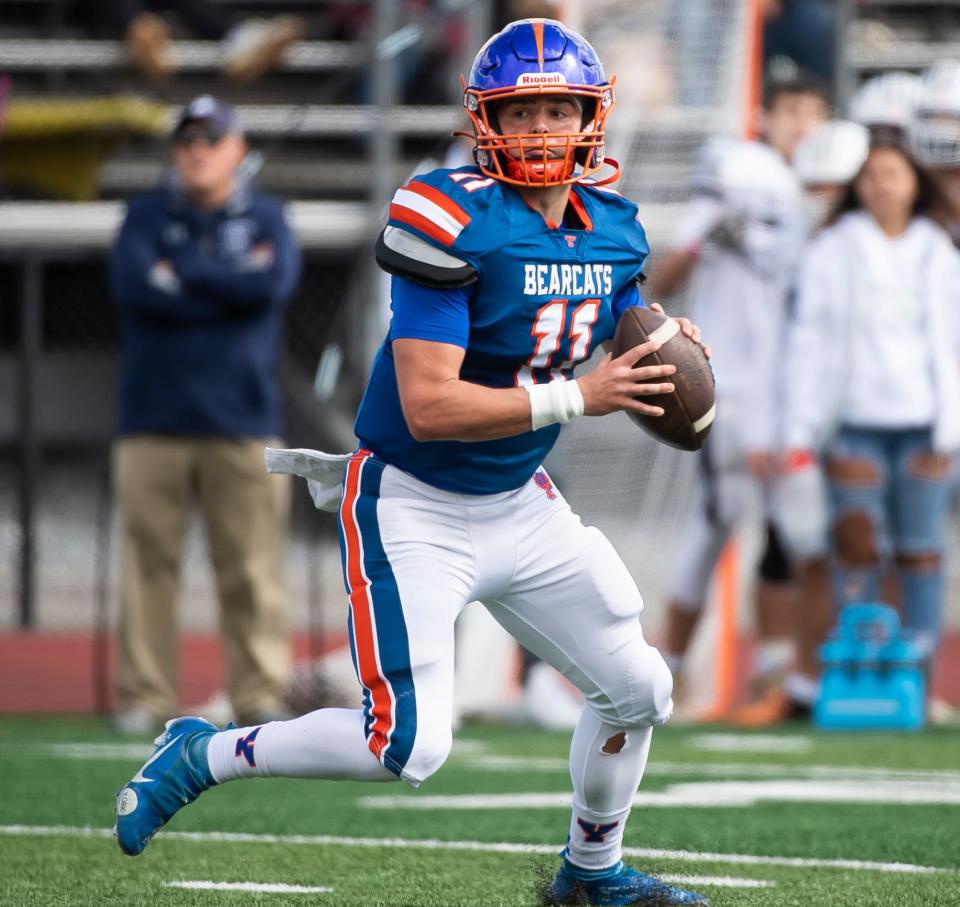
[
  {"xmin": 113, "ymin": 19, "xmax": 711, "ymax": 906},
  {"xmin": 649, "ymin": 78, "xmax": 827, "ymax": 717}
]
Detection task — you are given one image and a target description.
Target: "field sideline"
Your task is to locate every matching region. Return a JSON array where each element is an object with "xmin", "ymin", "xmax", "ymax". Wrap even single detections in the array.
[{"xmin": 1, "ymin": 718, "xmax": 958, "ymax": 906}]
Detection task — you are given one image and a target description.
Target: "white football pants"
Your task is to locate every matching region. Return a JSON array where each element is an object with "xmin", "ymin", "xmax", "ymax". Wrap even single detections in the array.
[
  {"xmin": 669, "ymin": 403, "xmax": 829, "ymax": 610},
  {"xmin": 208, "ymin": 448, "xmax": 673, "ymax": 870},
  {"xmin": 338, "ymin": 449, "xmax": 673, "ymax": 784}
]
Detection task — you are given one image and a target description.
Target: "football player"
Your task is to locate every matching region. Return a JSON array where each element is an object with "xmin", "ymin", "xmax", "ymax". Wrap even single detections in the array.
[
  {"xmin": 114, "ymin": 19, "xmax": 709, "ymax": 906},
  {"xmin": 649, "ymin": 78, "xmax": 827, "ymax": 719}
]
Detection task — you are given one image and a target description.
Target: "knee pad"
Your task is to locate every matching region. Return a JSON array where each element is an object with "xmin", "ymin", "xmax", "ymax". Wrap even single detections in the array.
[
  {"xmin": 770, "ymin": 466, "xmax": 829, "ymax": 562},
  {"xmin": 594, "ymin": 646, "xmax": 674, "ymax": 729},
  {"xmin": 397, "ymin": 727, "xmax": 453, "ymax": 787}
]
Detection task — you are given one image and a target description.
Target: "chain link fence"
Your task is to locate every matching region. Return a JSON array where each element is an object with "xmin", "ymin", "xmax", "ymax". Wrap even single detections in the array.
[{"xmin": 0, "ymin": 248, "xmax": 369, "ymax": 640}]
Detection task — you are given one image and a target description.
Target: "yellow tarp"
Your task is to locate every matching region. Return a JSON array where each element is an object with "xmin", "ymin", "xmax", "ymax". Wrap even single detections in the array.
[{"xmin": 0, "ymin": 95, "xmax": 171, "ymax": 200}]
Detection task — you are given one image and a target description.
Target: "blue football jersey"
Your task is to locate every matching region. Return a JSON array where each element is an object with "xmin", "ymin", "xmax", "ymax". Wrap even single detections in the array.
[{"xmin": 355, "ymin": 166, "xmax": 649, "ymax": 494}]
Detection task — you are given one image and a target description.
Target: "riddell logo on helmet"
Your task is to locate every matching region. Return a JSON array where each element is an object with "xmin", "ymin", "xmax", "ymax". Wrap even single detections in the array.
[{"xmin": 516, "ymin": 73, "xmax": 567, "ymax": 87}]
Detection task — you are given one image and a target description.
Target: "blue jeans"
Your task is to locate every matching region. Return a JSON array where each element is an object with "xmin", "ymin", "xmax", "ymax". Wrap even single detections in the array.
[{"xmin": 827, "ymin": 426, "xmax": 953, "ymax": 658}]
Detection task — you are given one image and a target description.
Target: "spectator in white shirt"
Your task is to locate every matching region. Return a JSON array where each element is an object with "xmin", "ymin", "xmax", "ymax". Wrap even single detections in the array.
[{"xmin": 782, "ymin": 143, "xmax": 960, "ymax": 708}]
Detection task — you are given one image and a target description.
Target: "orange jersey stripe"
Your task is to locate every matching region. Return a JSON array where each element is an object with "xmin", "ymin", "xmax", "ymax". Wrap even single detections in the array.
[
  {"xmin": 404, "ymin": 181, "xmax": 472, "ymax": 227},
  {"xmin": 568, "ymin": 189, "xmax": 594, "ymax": 231},
  {"xmin": 339, "ymin": 450, "xmax": 392, "ymax": 757},
  {"xmin": 389, "ymin": 202, "xmax": 457, "ymax": 247}
]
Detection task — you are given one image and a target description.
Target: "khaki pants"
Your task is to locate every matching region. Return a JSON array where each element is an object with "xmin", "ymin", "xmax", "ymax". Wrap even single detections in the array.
[{"xmin": 114, "ymin": 436, "xmax": 291, "ymax": 722}]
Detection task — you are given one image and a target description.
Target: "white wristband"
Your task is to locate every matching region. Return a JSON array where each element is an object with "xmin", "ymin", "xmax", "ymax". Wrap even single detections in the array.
[{"xmin": 525, "ymin": 379, "xmax": 585, "ymax": 431}]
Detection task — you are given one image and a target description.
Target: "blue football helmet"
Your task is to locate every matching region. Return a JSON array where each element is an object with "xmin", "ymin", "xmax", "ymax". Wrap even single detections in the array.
[{"xmin": 462, "ymin": 18, "xmax": 617, "ymax": 187}]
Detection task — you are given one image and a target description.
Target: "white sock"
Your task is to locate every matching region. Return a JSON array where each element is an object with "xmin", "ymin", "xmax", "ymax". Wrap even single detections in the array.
[
  {"xmin": 566, "ymin": 707, "xmax": 653, "ymax": 871},
  {"xmin": 784, "ymin": 672, "xmax": 819, "ymax": 706},
  {"xmin": 755, "ymin": 639, "xmax": 794, "ymax": 680},
  {"xmin": 206, "ymin": 708, "xmax": 397, "ymax": 784}
]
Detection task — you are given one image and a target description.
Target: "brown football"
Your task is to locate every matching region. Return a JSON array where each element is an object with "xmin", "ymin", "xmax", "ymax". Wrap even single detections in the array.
[{"xmin": 611, "ymin": 306, "xmax": 715, "ymax": 451}]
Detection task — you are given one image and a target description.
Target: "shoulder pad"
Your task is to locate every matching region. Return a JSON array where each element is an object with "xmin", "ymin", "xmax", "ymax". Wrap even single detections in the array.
[{"xmin": 376, "ymin": 225, "xmax": 477, "ymax": 289}]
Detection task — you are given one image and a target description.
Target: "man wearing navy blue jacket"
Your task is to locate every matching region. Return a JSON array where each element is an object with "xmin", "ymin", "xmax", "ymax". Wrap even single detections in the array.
[{"xmin": 110, "ymin": 95, "xmax": 302, "ymax": 732}]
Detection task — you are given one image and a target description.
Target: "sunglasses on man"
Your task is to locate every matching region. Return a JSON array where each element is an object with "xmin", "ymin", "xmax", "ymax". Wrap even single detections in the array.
[{"xmin": 173, "ymin": 127, "xmax": 229, "ymax": 148}]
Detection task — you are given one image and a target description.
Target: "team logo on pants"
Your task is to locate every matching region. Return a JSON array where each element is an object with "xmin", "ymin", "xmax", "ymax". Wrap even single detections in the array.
[{"xmin": 534, "ymin": 470, "xmax": 556, "ymax": 500}]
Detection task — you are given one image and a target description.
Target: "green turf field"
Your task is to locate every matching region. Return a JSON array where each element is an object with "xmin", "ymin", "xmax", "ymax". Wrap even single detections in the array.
[{"xmin": 1, "ymin": 717, "xmax": 958, "ymax": 906}]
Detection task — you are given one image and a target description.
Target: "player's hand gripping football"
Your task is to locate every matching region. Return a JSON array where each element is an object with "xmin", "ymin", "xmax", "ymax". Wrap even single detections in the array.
[
  {"xmin": 578, "ymin": 342, "xmax": 676, "ymax": 418},
  {"xmin": 579, "ymin": 304, "xmax": 710, "ymax": 419}
]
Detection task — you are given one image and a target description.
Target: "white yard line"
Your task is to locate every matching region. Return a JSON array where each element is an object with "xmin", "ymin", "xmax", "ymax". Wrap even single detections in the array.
[
  {"xmin": 0, "ymin": 825, "xmax": 952, "ymax": 875},
  {"xmin": 165, "ymin": 874, "xmax": 766, "ymax": 893},
  {"xmin": 164, "ymin": 881, "xmax": 332, "ymax": 894},
  {"xmin": 688, "ymin": 734, "xmax": 813, "ymax": 753},
  {"xmin": 12, "ymin": 743, "xmax": 960, "ymax": 788},
  {"xmin": 457, "ymin": 754, "xmax": 960, "ymax": 783},
  {"xmin": 10, "ymin": 743, "xmax": 154, "ymax": 761},
  {"xmin": 360, "ymin": 778, "xmax": 960, "ymax": 810},
  {"xmin": 660, "ymin": 875, "xmax": 775, "ymax": 889}
]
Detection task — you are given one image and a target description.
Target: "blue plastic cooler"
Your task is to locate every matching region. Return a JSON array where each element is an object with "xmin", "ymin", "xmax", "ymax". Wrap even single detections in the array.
[{"xmin": 814, "ymin": 604, "xmax": 926, "ymax": 731}]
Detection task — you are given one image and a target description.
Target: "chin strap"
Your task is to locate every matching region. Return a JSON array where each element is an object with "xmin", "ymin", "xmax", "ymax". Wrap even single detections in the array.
[{"xmin": 578, "ymin": 158, "xmax": 621, "ymax": 187}]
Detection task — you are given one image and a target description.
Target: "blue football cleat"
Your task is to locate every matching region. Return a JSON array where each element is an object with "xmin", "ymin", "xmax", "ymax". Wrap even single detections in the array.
[
  {"xmin": 545, "ymin": 856, "xmax": 708, "ymax": 906},
  {"xmin": 114, "ymin": 716, "xmax": 219, "ymax": 856}
]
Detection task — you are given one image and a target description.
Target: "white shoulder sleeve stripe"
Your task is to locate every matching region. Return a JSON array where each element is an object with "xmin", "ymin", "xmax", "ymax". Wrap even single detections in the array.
[
  {"xmin": 382, "ymin": 225, "xmax": 470, "ymax": 270},
  {"xmin": 391, "ymin": 188, "xmax": 468, "ymax": 242}
]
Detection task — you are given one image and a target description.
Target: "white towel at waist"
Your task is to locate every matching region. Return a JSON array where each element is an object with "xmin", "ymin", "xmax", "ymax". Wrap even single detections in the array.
[{"xmin": 264, "ymin": 447, "xmax": 353, "ymax": 512}]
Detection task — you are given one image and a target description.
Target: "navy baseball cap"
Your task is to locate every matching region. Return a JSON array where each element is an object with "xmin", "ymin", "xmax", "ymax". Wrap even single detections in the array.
[{"xmin": 172, "ymin": 95, "xmax": 241, "ymax": 138}]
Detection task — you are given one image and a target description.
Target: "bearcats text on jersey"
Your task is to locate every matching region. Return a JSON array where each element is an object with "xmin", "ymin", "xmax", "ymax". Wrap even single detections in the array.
[{"xmin": 523, "ymin": 263, "xmax": 614, "ymax": 297}]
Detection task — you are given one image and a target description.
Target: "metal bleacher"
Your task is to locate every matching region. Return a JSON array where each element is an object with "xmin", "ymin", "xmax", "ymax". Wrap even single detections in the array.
[
  {"xmin": 0, "ymin": 0, "xmax": 479, "ymax": 202},
  {"xmin": 843, "ymin": 0, "xmax": 960, "ymax": 88}
]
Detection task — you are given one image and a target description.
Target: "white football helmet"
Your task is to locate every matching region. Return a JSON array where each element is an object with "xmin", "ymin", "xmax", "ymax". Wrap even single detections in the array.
[
  {"xmin": 910, "ymin": 61, "xmax": 960, "ymax": 167},
  {"xmin": 848, "ymin": 72, "xmax": 922, "ymax": 131},
  {"xmin": 689, "ymin": 137, "xmax": 803, "ymax": 274},
  {"xmin": 690, "ymin": 137, "xmax": 799, "ymax": 203},
  {"xmin": 793, "ymin": 120, "xmax": 869, "ymax": 187}
]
